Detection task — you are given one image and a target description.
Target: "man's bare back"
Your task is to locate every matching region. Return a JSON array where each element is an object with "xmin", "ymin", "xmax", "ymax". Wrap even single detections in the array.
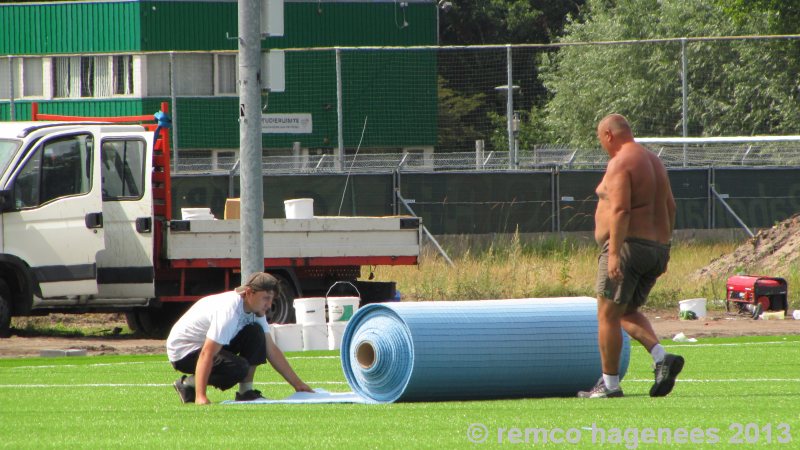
[{"xmin": 594, "ymin": 143, "xmax": 673, "ymax": 245}]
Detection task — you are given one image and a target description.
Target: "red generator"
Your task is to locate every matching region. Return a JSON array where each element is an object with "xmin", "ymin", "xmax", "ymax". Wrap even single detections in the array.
[{"xmin": 726, "ymin": 275, "xmax": 788, "ymax": 317}]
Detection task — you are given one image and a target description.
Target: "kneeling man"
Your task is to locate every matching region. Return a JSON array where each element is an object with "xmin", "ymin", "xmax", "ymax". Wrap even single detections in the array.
[{"xmin": 167, "ymin": 272, "xmax": 312, "ymax": 404}]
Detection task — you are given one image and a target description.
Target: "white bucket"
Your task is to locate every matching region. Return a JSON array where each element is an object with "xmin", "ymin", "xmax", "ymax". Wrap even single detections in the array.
[
  {"xmin": 302, "ymin": 324, "xmax": 329, "ymax": 351},
  {"xmin": 272, "ymin": 324, "xmax": 303, "ymax": 352},
  {"xmin": 327, "ymin": 296, "xmax": 360, "ymax": 323},
  {"xmin": 284, "ymin": 198, "xmax": 314, "ymax": 219},
  {"xmin": 328, "ymin": 322, "xmax": 347, "ymax": 350},
  {"xmin": 181, "ymin": 207, "xmax": 215, "ymax": 220},
  {"xmin": 679, "ymin": 298, "xmax": 707, "ymax": 318},
  {"xmin": 293, "ymin": 297, "xmax": 326, "ymax": 324}
]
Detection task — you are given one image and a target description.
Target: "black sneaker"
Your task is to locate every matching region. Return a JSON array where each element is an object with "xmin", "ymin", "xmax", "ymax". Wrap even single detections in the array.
[
  {"xmin": 577, "ymin": 378, "xmax": 623, "ymax": 398},
  {"xmin": 650, "ymin": 354, "xmax": 684, "ymax": 397},
  {"xmin": 173, "ymin": 375, "xmax": 195, "ymax": 403},
  {"xmin": 235, "ymin": 389, "xmax": 266, "ymax": 402}
]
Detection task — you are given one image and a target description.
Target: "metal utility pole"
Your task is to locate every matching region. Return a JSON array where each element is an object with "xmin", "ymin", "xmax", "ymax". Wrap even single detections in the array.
[
  {"xmin": 169, "ymin": 52, "xmax": 179, "ymax": 171},
  {"xmin": 238, "ymin": 0, "xmax": 264, "ymax": 280},
  {"xmin": 681, "ymin": 38, "xmax": 688, "ymax": 167},
  {"xmin": 506, "ymin": 45, "xmax": 514, "ymax": 169},
  {"xmin": 335, "ymin": 48, "xmax": 344, "ymax": 171}
]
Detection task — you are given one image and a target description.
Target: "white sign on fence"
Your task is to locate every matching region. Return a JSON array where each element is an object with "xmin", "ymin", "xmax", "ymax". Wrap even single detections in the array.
[{"xmin": 261, "ymin": 113, "xmax": 313, "ymax": 134}]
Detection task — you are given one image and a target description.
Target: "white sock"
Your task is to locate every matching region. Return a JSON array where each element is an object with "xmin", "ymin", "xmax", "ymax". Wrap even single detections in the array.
[
  {"xmin": 602, "ymin": 373, "xmax": 620, "ymax": 390},
  {"xmin": 238, "ymin": 382, "xmax": 253, "ymax": 393},
  {"xmin": 650, "ymin": 344, "xmax": 666, "ymax": 364}
]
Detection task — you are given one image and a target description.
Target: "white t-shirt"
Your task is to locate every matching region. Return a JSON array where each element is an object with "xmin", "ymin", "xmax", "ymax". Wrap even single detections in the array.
[{"xmin": 166, "ymin": 291, "xmax": 269, "ymax": 362}]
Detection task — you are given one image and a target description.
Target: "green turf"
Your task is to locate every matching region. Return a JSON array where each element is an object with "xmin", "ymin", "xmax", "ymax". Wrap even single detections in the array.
[{"xmin": 1, "ymin": 336, "xmax": 798, "ymax": 449}]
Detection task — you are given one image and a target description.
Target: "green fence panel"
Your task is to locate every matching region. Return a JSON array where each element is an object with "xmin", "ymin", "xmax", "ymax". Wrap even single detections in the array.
[
  {"xmin": 713, "ymin": 168, "xmax": 800, "ymax": 229},
  {"xmin": 557, "ymin": 171, "xmax": 603, "ymax": 232},
  {"xmin": 167, "ymin": 168, "xmax": 799, "ymax": 234},
  {"xmin": 399, "ymin": 172, "xmax": 553, "ymax": 234},
  {"xmin": 171, "ymin": 175, "xmax": 230, "ymax": 219},
  {"xmin": 171, "ymin": 173, "xmax": 394, "ymax": 219},
  {"xmin": 260, "ymin": 174, "xmax": 395, "ymax": 218},
  {"xmin": 559, "ymin": 169, "xmax": 711, "ymax": 232},
  {"xmin": 670, "ymin": 169, "xmax": 710, "ymax": 229}
]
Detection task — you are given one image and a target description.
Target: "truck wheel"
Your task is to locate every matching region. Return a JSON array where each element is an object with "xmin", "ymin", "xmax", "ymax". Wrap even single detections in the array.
[
  {"xmin": 0, "ymin": 282, "xmax": 11, "ymax": 338},
  {"xmin": 269, "ymin": 274, "xmax": 297, "ymax": 324},
  {"xmin": 124, "ymin": 313, "xmax": 140, "ymax": 332},
  {"xmin": 127, "ymin": 304, "xmax": 188, "ymax": 338}
]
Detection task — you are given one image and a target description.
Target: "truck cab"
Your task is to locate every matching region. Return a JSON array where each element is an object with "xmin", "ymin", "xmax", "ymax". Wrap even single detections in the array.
[{"xmin": 0, "ymin": 122, "xmax": 156, "ymax": 335}]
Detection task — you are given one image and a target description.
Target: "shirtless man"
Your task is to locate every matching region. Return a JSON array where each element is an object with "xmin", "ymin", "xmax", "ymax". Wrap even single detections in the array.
[{"xmin": 578, "ymin": 114, "xmax": 684, "ymax": 398}]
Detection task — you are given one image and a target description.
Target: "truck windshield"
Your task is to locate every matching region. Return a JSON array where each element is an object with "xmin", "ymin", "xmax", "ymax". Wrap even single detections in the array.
[{"xmin": 0, "ymin": 139, "xmax": 21, "ymax": 174}]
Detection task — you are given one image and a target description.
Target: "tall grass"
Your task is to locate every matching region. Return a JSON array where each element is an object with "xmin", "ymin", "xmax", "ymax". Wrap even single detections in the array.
[{"xmin": 375, "ymin": 235, "xmax": 800, "ymax": 310}]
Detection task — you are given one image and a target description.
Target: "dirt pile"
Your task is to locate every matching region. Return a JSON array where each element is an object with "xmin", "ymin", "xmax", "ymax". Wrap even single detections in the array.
[{"xmin": 693, "ymin": 213, "xmax": 800, "ymax": 279}]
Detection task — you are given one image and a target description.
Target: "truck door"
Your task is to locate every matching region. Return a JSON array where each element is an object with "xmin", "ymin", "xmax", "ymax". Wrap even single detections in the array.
[
  {"xmin": 96, "ymin": 136, "xmax": 154, "ymax": 299},
  {"xmin": 3, "ymin": 132, "xmax": 104, "ymax": 298}
]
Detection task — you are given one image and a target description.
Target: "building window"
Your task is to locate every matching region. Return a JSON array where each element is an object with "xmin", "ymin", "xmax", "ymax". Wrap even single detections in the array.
[
  {"xmin": 216, "ymin": 54, "xmax": 237, "ymax": 95},
  {"xmin": 0, "ymin": 58, "xmax": 11, "ymax": 99},
  {"xmin": 80, "ymin": 57, "xmax": 95, "ymax": 97},
  {"xmin": 53, "ymin": 56, "xmax": 112, "ymax": 98},
  {"xmin": 146, "ymin": 54, "xmax": 171, "ymax": 96},
  {"xmin": 22, "ymin": 58, "xmax": 44, "ymax": 97},
  {"xmin": 174, "ymin": 54, "xmax": 213, "ymax": 96},
  {"xmin": 114, "ymin": 55, "xmax": 134, "ymax": 95},
  {"xmin": 1, "ymin": 57, "xmax": 46, "ymax": 99},
  {"xmin": 53, "ymin": 56, "xmax": 77, "ymax": 98}
]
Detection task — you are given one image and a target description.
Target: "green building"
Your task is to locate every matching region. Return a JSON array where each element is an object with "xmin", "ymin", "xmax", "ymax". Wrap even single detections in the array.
[{"xmin": 0, "ymin": 0, "xmax": 438, "ymax": 169}]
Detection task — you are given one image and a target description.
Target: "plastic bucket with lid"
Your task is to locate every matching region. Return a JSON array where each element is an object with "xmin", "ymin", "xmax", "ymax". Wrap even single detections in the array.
[
  {"xmin": 327, "ymin": 296, "xmax": 360, "ymax": 322},
  {"xmin": 325, "ymin": 281, "xmax": 362, "ymax": 323},
  {"xmin": 284, "ymin": 198, "xmax": 314, "ymax": 219}
]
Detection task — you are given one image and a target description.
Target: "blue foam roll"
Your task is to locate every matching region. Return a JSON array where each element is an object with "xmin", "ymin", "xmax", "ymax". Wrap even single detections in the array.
[{"xmin": 340, "ymin": 297, "xmax": 630, "ymax": 403}]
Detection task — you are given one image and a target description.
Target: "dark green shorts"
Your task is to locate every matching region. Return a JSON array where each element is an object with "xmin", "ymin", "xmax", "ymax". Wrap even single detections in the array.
[{"xmin": 596, "ymin": 238, "xmax": 670, "ymax": 308}]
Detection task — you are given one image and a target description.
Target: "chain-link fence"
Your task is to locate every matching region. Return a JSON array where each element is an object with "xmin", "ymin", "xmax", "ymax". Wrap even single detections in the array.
[
  {"xmin": 177, "ymin": 142, "xmax": 800, "ymax": 175},
  {"xmin": 3, "ymin": 36, "xmax": 800, "ymax": 174}
]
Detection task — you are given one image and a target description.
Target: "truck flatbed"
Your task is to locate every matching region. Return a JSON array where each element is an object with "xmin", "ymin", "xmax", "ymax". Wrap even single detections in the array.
[{"xmin": 166, "ymin": 216, "xmax": 420, "ymax": 266}]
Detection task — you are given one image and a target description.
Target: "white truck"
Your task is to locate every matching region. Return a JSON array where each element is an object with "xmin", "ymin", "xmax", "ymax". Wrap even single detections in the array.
[{"xmin": 0, "ymin": 104, "xmax": 420, "ymax": 337}]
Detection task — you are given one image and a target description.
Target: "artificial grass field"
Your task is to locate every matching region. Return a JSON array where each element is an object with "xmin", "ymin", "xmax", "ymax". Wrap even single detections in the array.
[{"xmin": 0, "ymin": 335, "xmax": 798, "ymax": 449}]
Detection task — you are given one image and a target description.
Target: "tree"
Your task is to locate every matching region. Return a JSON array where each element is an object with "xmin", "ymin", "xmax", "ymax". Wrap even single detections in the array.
[
  {"xmin": 535, "ymin": 0, "xmax": 800, "ymax": 148},
  {"xmin": 437, "ymin": 76, "xmax": 488, "ymax": 152},
  {"xmin": 435, "ymin": 0, "xmax": 585, "ymax": 151},
  {"xmin": 438, "ymin": 0, "xmax": 584, "ymax": 46},
  {"xmin": 719, "ymin": 0, "xmax": 800, "ymax": 34}
]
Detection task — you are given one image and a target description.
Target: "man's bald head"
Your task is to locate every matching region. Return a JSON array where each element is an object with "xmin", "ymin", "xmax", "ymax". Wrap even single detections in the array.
[
  {"xmin": 598, "ymin": 114, "xmax": 633, "ymax": 137},
  {"xmin": 597, "ymin": 114, "xmax": 635, "ymax": 154}
]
